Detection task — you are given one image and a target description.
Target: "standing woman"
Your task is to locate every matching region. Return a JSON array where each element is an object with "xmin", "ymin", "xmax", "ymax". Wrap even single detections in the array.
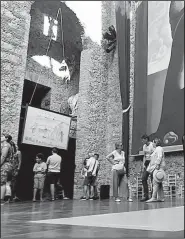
[
  {"xmin": 1, "ymin": 134, "xmax": 13, "ymax": 202},
  {"xmin": 10, "ymin": 142, "xmax": 22, "ymax": 201},
  {"xmin": 106, "ymin": 142, "xmax": 132, "ymax": 202},
  {"xmin": 146, "ymin": 138, "xmax": 166, "ymax": 202}
]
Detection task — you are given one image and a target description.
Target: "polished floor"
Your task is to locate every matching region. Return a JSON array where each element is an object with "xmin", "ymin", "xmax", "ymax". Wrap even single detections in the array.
[{"xmin": 1, "ymin": 198, "xmax": 184, "ymax": 238}]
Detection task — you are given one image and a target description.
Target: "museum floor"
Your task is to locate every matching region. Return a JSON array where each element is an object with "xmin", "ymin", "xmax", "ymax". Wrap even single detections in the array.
[{"xmin": 1, "ymin": 198, "xmax": 184, "ymax": 238}]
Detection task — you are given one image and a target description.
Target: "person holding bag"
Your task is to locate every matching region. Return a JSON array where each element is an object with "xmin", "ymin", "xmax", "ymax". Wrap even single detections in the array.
[{"xmin": 106, "ymin": 142, "xmax": 132, "ymax": 202}]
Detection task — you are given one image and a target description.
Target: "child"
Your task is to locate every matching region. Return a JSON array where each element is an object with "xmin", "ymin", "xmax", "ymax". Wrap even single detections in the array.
[
  {"xmin": 80, "ymin": 157, "xmax": 89, "ymax": 200},
  {"xmin": 33, "ymin": 153, "xmax": 47, "ymax": 202}
]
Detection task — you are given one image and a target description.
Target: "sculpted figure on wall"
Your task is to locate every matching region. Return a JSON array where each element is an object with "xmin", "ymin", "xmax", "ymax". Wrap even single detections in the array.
[{"xmin": 68, "ymin": 93, "xmax": 79, "ymax": 117}]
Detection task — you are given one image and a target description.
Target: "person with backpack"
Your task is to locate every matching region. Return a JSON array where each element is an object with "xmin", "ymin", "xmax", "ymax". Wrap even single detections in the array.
[
  {"xmin": 86, "ymin": 153, "xmax": 99, "ymax": 200},
  {"xmin": 81, "ymin": 153, "xmax": 99, "ymax": 200}
]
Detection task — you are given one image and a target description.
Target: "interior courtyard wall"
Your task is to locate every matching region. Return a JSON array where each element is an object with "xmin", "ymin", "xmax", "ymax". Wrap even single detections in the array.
[
  {"xmin": 1, "ymin": 1, "xmax": 32, "ymax": 143},
  {"xmin": 26, "ymin": 2, "xmax": 80, "ymax": 114},
  {"xmin": 74, "ymin": 1, "xmax": 123, "ymax": 198},
  {"xmin": 74, "ymin": 41, "xmax": 109, "ymax": 198}
]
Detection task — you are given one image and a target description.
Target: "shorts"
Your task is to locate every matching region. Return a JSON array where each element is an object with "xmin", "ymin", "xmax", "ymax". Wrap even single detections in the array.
[
  {"xmin": 1, "ymin": 162, "xmax": 13, "ymax": 186},
  {"xmin": 83, "ymin": 176, "xmax": 96, "ymax": 186},
  {"xmin": 47, "ymin": 172, "xmax": 60, "ymax": 185},
  {"xmin": 34, "ymin": 175, "xmax": 45, "ymax": 189}
]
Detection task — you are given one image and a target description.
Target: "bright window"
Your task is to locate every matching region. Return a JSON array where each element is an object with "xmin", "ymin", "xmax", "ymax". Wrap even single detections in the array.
[{"xmin": 43, "ymin": 15, "xmax": 58, "ymax": 41}]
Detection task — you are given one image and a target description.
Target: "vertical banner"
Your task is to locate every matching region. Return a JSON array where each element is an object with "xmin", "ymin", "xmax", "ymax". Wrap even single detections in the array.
[
  {"xmin": 147, "ymin": 2, "xmax": 184, "ymax": 146},
  {"xmin": 115, "ymin": 1, "xmax": 130, "ymax": 175},
  {"xmin": 131, "ymin": 1, "xmax": 148, "ymax": 154},
  {"xmin": 131, "ymin": 1, "xmax": 184, "ymax": 154}
]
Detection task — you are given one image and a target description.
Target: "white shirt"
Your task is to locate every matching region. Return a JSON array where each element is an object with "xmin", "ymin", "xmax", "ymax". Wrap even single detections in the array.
[
  {"xmin": 85, "ymin": 157, "xmax": 99, "ymax": 176},
  {"xmin": 143, "ymin": 142, "xmax": 154, "ymax": 161},
  {"xmin": 46, "ymin": 153, "xmax": 62, "ymax": 173},
  {"xmin": 147, "ymin": 146, "xmax": 165, "ymax": 173},
  {"xmin": 107, "ymin": 150, "xmax": 125, "ymax": 170}
]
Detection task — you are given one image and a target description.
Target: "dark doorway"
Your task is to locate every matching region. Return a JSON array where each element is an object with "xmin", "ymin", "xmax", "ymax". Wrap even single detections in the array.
[
  {"xmin": 16, "ymin": 139, "xmax": 76, "ymax": 200},
  {"xmin": 16, "ymin": 79, "xmax": 76, "ymax": 200},
  {"xmin": 61, "ymin": 137, "xmax": 76, "ymax": 199}
]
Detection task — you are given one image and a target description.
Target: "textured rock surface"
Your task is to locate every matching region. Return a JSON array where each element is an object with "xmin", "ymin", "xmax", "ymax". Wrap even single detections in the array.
[
  {"xmin": 74, "ymin": 1, "xmax": 123, "ymax": 198},
  {"xmin": 74, "ymin": 45, "xmax": 108, "ymax": 198},
  {"xmin": 26, "ymin": 57, "xmax": 79, "ymax": 114},
  {"xmin": 1, "ymin": 1, "xmax": 80, "ymax": 144},
  {"xmin": 129, "ymin": 2, "xmax": 136, "ymax": 155},
  {"xmin": 1, "ymin": 1, "xmax": 32, "ymax": 142}
]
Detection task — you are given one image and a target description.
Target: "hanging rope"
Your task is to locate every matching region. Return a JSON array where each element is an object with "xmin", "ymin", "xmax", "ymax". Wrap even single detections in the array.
[
  {"xmin": 59, "ymin": 8, "xmax": 65, "ymax": 60},
  {"xmin": 46, "ymin": 8, "xmax": 61, "ymax": 57},
  {"xmin": 29, "ymin": 6, "xmax": 65, "ymax": 105}
]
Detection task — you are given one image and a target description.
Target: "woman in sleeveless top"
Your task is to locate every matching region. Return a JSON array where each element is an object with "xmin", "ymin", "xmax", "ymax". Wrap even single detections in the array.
[
  {"xmin": 106, "ymin": 142, "xmax": 133, "ymax": 202},
  {"xmin": 10, "ymin": 142, "xmax": 22, "ymax": 200}
]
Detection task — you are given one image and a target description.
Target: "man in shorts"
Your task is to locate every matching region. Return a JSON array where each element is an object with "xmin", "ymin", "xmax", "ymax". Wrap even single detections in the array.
[{"xmin": 46, "ymin": 148, "xmax": 62, "ymax": 201}]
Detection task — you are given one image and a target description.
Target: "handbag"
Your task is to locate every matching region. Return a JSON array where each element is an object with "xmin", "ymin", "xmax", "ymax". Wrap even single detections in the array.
[
  {"xmin": 5, "ymin": 182, "xmax": 12, "ymax": 197},
  {"xmin": 113, "ymin": 163, "xmax": 125, "ymax": 171},
  {"xmin": 87, "ymin": 161, "xmax": 96, "ymax": 177}
]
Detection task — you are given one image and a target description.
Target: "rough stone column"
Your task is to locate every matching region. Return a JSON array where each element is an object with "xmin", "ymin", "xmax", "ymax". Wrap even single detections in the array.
[
  {"xmin": 1, "ymin": 1, "xmax": 32, "ymax": 142},
  {"xmin": 73, "ymin": 40, "xmax": 108, "ymax": 198},
  {"xmin": 129, "ymin": 1, "xmax": 136, "ymax": 155},
  {"xmin": 102, "ymin": 2, "xmax": 123, "ymax": 195}
]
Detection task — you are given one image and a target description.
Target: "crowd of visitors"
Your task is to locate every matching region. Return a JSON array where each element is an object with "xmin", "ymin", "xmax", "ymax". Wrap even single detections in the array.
[
  {"xmin": 2, "ymin": 131, "xmax": 182, "ymax": 204},
  {"xmin": 79, "ymin": 134, "xmax": 167, "ymax": 203}
]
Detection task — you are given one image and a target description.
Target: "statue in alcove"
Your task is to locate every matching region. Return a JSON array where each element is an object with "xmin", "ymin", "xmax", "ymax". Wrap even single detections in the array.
[
  {"xmin": 67, "ymin": 93, "xmax": 79, "ymax": 117},
  {"xmin": 48, "ymin": 16, "xmax": 58, "ymax": 40}
]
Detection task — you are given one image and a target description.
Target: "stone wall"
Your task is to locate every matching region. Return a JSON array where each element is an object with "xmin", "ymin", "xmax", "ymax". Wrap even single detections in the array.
[
  {"xmin": 74, "ymin": 1, "xmax": 123, "ymax": 198},
  {"xmin": 102, "ymin": 1, "xmax": 123, "ymax": 193},
  {"xmin": 1, "ymin": 1, "xmax": 80, "ymax": 143},
  {"xmin": 129, "ymin": 2, "xmax": 136, "ymax": 155},
  {"xmin": 26, "ymin": 1, "xmax": 80, "ymax": 114},
  {"xmin": 1, "ymin": 1, "xmax": 32, "ymax": 142},
  {"xmin": 26, "ymin": 57, "xmax": 79, "ymax": 114},
  {"xmin": 74, "ymin": 43, "xmax": 109, "ymax": 198}
]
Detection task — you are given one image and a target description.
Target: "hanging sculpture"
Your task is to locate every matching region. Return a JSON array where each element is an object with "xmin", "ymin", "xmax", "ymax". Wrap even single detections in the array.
[
  {"xmin": 103, "ymin": 25, "xmax": 117, "ymax": 53},
  {"xmin": 59, "ymin": 59, "xmax": 71, "ymax": 82}
]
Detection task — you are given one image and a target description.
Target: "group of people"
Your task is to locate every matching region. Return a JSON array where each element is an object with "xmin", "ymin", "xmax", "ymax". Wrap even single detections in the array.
[
  {"xmin": 140, "ymin": 135, "xmax": 166, "ymax": 203},
  {"xmin": 1, "ymin": 132, "xmax": 181, "ymax": 204},
  {"xmin": 32, "ymin": 147, "xmax": 64, "ymax": 201},
  {"xmin": 1, "ymin": 134, "xmax": 22, "ymax": 203},
  {"xmin": 81, "ymin": 135, "xmax": 167, "ymax": 203},
  {"xmin": 0, "ymin": 134, "xmax": 67, "ymax": 203}
]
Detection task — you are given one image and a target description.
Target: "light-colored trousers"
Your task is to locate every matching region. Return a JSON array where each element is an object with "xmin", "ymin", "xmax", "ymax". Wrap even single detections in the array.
[
  {"xmin": 112, "ymin": 169, "xmax": 132, "ymax": 199},
  {"xmin": 152, "ymin": 179, "xmax": 164, "ymax": 199}
]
